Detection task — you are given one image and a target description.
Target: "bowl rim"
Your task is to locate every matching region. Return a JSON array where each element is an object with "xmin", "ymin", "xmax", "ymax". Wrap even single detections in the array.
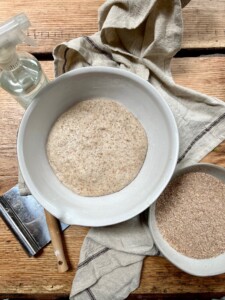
[
  {"xmin": 17, "ymin": 66, "xmax": 179, "ymax": 226},
  {"xmin": 149, "ymin": 162, "xmax": 225, "ymax": 277}
]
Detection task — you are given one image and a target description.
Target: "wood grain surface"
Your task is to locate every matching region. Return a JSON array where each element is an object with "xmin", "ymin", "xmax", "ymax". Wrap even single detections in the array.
[
  {"xmin": 1, "ymin": 56, "xmax": 225, "ymax": 297},
  {"xmin": 0, "ymin": 0, "xmax": 225, "ymax": 53},
  {"xmin": 1, "ymin": 0, "xmax": 225, "ymax": 298}
]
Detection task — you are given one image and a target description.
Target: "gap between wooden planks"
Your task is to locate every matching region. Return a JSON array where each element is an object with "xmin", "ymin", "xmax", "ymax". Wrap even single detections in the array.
[
  {"xmin": 0, "ymin": 0, "xmax": 225, "ymax": 53},
  {"xmin": 1, "ymin": 55, "xmax": 225, "ymax": 194},
  {"xmin": 1, "ymin": 56, "xmax": 225, "ymax": 296}
]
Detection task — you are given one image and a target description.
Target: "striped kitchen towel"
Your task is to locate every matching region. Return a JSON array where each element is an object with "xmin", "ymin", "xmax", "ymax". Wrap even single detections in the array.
[{"xmin": 19, "ymin": 0, "xmax": 225, "ymax": 299}]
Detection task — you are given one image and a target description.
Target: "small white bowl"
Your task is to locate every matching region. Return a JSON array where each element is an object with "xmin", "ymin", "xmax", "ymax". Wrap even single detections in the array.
[
  {"xmin": 149, "ymin": 163, "xmax": 225, "ymax": 277},
  {"xmin": 17, "ymin": 66, "xmax": 179, "ymax": 226}
]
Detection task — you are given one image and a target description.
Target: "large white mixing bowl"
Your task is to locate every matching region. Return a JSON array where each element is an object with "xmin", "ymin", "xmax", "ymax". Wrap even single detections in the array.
[{"xmin": 17, "ymin": 67, "xmax": 179, "ymax": 226}]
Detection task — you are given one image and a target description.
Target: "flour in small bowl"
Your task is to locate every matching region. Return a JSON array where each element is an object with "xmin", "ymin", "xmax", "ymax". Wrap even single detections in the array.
[
  {"xmin": 47, "ymin": 98, "xmax": 148, "ymax": 197},
  {"xmin": 156, "ymin": 172, "xmax": 225, "ymax": 259}
]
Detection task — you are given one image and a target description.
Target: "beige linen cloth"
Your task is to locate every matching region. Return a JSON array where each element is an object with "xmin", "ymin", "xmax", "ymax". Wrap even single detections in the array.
[{"xmin": 18, "ymin": 0, "xmax": 225, "ymax": 299}]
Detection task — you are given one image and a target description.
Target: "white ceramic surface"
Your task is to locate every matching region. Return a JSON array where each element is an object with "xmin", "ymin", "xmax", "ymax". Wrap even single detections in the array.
[
  {"xmin": 149, "ymin": 163, "xmax": 225, "ymax": 277},
  {"xmin": 17, "ymin": 66, "xmax": 179, "ymax": 226}
]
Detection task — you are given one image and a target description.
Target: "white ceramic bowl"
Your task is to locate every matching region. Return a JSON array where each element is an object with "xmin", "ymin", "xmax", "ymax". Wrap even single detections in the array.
[
  {"xmin": 149, "ymin": 163, "xmax": 225, "ymax": 276},
  {"xmin": 17, "ymin": 66, "xmax": 179, "ymax": 226}
]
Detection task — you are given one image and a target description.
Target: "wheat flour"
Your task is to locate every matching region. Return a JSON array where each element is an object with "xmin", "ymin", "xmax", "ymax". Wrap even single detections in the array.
[{"xmin": 156, "ymin": 172, "xmax": 225, "ymax": 259}]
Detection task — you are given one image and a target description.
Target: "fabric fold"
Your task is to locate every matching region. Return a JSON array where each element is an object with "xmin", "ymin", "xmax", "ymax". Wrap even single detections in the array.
[
  {"xmin": 18, "ymin": 0, "xmax": 225, "ymax": 299},
  {"xmin": 53, "ymin": 0, "xmax": 225, "ymax": 169},
  {"xmin": 71, "ymin": 216, "xmax": 158, "ymax": 300}
]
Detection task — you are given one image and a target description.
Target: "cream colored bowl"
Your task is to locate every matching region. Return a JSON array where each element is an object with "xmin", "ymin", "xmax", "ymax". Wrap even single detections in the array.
[
  {"xmin": 17, "ymin": 67, "xmax": 179, "ymax": 226},
  {"xmin": 149, "ymin": 163, "xmax": 225, "ymax": 276}
]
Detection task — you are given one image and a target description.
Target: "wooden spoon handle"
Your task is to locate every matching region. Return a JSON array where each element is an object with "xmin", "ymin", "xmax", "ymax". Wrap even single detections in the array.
[{"xmin": 44, "ymin": 210, "xmax": 69, "ymax": 272}]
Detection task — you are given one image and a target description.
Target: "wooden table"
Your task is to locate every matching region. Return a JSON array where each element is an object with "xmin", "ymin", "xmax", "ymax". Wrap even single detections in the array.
[{"xmin": 1, "ymin": 0, "xmax": 225, "ymax": 299}]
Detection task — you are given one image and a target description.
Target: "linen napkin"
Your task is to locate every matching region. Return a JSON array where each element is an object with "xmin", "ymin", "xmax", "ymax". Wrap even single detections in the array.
[{"xmin": 18, "ymin": 0, "xmax": 225, "ymax": 299}]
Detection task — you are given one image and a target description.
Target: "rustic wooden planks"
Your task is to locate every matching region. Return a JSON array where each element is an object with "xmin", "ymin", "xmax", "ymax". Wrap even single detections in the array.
[
  {"xmin": 0, "ymin": 0, "xmax": 225, "ymax": 53},
  {"xmin": 1, "ymin": 56, "xmax": 225, "ymax": 193},
  {"xmin": 1, "ymin": 0, "xmax": 225, "ymax": 297},
  {"xmin": 1, "ymin": 56, "xmax": 225, "ymax": 296}
]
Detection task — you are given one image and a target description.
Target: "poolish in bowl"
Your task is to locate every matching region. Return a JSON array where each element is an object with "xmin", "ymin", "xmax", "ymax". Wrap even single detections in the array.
[{"xmin": 17, "ymin": 67, "xmax": 179, "ymax": 226}]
